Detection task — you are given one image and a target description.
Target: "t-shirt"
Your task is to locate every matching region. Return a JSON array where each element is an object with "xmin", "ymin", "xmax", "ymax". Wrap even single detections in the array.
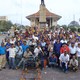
[
  {"xmin": 70, "ymin": 59, "xmax": 78, "ymax": 66},
  {"xmin": 69, "ymin": 46, "xmax": 77, "ymax": 54},
  {"xmin": 34, "ymin": 47, "xmax": 42, "ymax": 57},
  {"xmin": 59, "ymin": 54, "xmax": 69, "ymax": 63},
  {"xmin": 60, "ymin": 46, "xmax": 70, "ymax": 54},
  {"xmin": 41, "ymin": 42, "xmax": 46, "ymax": 47},
  {"xmin": 60, "ymin": 40, "xmax": 67, "ymax": 43},
  {"xmin": 0, "ymin": 46, "xmax": 6, "ymax": 55},
  {"xmin": 21, "ymin": 44, "xmax": 29, "ymax": 52},
  {"xmin": 10, "ymin": 39, "xmax": 16, "ymax": 44},
  {"xmin": 7, "ymin": 48, "xmax": 17, "ymax": 58},
  {"xmin": 32, "ymin": 35, "xmax": 38, "ymax": 41}
]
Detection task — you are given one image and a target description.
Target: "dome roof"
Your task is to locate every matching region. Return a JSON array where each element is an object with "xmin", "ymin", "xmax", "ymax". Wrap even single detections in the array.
[{"xmin": 68, "ymin": 21, "xmax": 79, "ymax": 27}]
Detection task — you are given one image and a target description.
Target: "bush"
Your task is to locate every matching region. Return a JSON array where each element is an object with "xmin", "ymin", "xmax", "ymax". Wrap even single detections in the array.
[
  {"xmin": 70, "ymin": 27, "xmax": 77, "ymax": 32},
  {"xmin": 0, "ymin": 21, "xmax": 13, "ymax": 31},
  {"xmin": 78, "ymin": 28, "xmax": 80, "ymax": 32}
]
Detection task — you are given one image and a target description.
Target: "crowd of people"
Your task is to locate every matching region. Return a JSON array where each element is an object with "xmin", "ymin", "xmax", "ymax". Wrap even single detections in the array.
[{"xmin": 0, "ymin": 27, "xmax": 80, "ymax": 73}]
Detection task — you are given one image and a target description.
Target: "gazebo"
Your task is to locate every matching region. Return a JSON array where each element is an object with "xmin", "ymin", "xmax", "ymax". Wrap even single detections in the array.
[{"xmin": 26, "ymin": 0, "xmax": 61, "ymax": 28}]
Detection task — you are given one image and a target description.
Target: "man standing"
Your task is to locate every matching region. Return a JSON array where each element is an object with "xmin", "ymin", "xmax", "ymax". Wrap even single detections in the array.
[
  {"xmin": 54, "ymin": 39, "xmax": 62, "ymax": 66},
  {"xmin": 0, "ymin": 43, "xmax": 6, "ymax": 71},
  {"xmin": 21, "ymin": 41, "xmax": 29, "ymax": 55},
  {"xmin": 7, "ymin": 44, "xmax": 17, "ymax": 69},
  {"xmin": 69, "ymin": 42, "xmax": 77, "ymax": 58}
]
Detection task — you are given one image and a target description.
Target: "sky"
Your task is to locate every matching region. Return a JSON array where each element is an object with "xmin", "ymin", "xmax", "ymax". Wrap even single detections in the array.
[{"xmin": 0, "ymin": 0, "xmax": 80, "ymax": 26}]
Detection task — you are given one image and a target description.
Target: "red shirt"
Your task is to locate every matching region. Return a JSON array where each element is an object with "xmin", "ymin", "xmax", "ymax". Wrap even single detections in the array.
[{"xmin": 60, "ymin": 45, "xmax": 70, "ymax": 54}]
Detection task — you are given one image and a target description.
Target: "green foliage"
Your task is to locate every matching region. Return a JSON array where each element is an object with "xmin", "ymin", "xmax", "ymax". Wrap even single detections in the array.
[
  {"xmin": 0, "ymin": 20, "xmax": 13, "ymax": 31},
  {"xmin": 78, "ymin": 28, "xmax": 80, "ymax": 32},
  {"xmin": 70, "ymin": 27, "xmax": 77, "ymax": 32},
  {"xmin": 13, "ymin": 23, "xmax": 25, "ymax": 30},
  {"xmin": 61, "ymin": 25, "xmax": 68, "ymax": 30}
]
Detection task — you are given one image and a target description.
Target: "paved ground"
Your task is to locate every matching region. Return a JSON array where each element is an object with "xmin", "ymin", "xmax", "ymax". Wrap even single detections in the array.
[{"xmin": 0, "ymin": 67, "xmax": 80, "ymax": 80}]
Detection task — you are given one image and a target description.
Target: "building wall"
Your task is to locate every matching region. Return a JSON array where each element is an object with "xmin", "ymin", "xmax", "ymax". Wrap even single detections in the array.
[
  {"xmin": 31, "ymin": 18, "xmax": 40, "ymax": 27},
  {"xmin": 0, "ymin": 16, "xmax": 8, "ymax": 21},
  {"xmin": 31, "ymin": 19, "xmax": 35, "ymax": 26},
  {"xmin": 30, "ymin": 17, "xmax": 58, "ymax": 27}
]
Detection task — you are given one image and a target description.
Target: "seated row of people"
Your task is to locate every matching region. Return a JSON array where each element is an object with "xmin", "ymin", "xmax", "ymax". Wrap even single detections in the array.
[{"xmin": 16, "ymin": 47, "xmax": 78, "ymax": 73}]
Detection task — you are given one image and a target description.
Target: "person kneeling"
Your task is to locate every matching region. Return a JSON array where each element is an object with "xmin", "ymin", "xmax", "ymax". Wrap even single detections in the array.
[
  {"xmin": 69, "ymin": 56, "xmax": 78, "ymax": 72},
  {"xmin": 49, "ymin": 54, "xmax": 57, "ymax": 67},
  {"xmin": 17, "ymin": 48, "xmax": 33, "ymax": 70},
  {"xmin": 59, "ymin": 51, "xmax": 70, "ymax": 73}
]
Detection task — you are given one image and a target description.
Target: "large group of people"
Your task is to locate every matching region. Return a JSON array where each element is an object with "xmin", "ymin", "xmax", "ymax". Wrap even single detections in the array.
[{"xmin": 0, "ymin": 27, "xmax": 80, "ymax": 73}]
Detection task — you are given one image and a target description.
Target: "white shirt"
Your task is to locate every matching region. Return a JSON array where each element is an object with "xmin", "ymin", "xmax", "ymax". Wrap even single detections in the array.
[
  {"xmin": 60, "ymin": 40, "xmax": 67, "ymax": 43},
  {"xmin": 69, "ymin": 46, "xmax": 77, "ymax": 54},
  {"xmin": 76, "ymin": 47, "xmax": 80, "ymax": 57},
  {"xmin": 70, "ymin": 59, "xmax": 78, "ymax": 66},
  {"xmin": 10, "ymin": 40, "xmax": 15, "ymax": 44},
  {"xmin": 41, "ymin": 42, "xmax": 46, "ymax": 47},
  {"xmin": 34, "ymin": 47, "xmax": 42, "ymax": 57},
  {"xmin": 59, "ymin": 54, "xmax": 69, "ymax": 63},
  {"xmin": 7, "ymin": 48, "xmax": 17, "ymax": 58},
  {"xmin": 48, "ymin": 34, "xmax": 51, "ymax": 39},
  {"xmin": 32, "ymin": 35, "xmax": 38, "ymax": 41}
]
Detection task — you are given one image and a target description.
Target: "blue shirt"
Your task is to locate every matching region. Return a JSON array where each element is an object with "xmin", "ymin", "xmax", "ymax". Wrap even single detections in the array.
[
  {"xmin": 54, "ymin": 42, "xmax": 62, "ymax": 54},
  {"xmin": 0, "ymin": 46, "xmax": 6, "ymax": 55},
  {"xmin": 21, "ymin": 44, "xmax": 29, "ymax": 52},
  {"xmin": 5, "ymin": 43, "xmax": 11, "ymax": 48}
]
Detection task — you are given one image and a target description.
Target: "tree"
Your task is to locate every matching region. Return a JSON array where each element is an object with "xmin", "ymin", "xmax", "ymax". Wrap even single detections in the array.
[
  {"xmin": 61, "ymin": 25, "xmax": 68, "ymax": 30},
  {"xmin": 78, "ymin": 28, "xmax": 80, "ymax": 32},
  {"xmin": 0, "ymin": 20, "xmax": 13, "ymax": 31},
  {"xmin": 70, "ymin": 27, "xmax": 77, "ymax": 32}
]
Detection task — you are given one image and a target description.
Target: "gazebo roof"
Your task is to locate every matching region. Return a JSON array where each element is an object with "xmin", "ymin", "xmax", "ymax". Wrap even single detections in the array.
[{"xmin": 26, "ymin": 8, "xmax": 61, "ymax": 21}]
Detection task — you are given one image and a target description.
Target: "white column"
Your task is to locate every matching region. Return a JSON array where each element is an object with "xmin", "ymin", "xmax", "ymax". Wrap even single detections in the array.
[
  {"xmin": 50, "ymin": 18, "xmax": 52, "ymax": 28},
  {"xmin": 52, "ymin": 19, "xmax": 57, "ymax": 26}
]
